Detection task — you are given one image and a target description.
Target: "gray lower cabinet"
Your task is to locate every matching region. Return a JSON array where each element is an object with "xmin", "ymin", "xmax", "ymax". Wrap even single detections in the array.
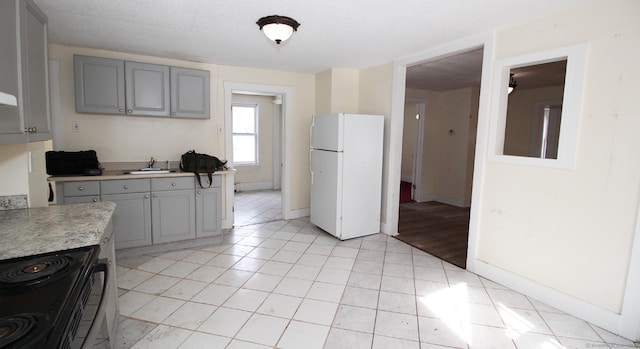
[
  {"xmin": 97, "ymin": 219, "xmax": 118, "ymax": 345},
  {"xmin": 125, "ymin": 62, "xmax": 170, "ymax": 117},
  {"xmin": 74, "ymin": 55, "xmax": 126, "ymax": 115},
  {"xmin": 101, "ymin": 178, "xmax": 152, "ymax": 249},
  {"xmin": 57, "ymin": 181, "xmax": 100, "ymax": 204},
  {"xmin": 102, "ymin": 192, "xmax": 152, "ymax": 249},
  {"xmin": 0, "ymin": 0, "xmax": 50, "ymax": 145},
  {"xmin": 55, "ymin": 175, "xmax": 220, "ymax": 249},
  {"xmin": 150, "ymin": 176, "xmax": 196, "ymax": 244},
  {"xmin": 196, "ymin": 175, "xmax": 222, "ymax": 237}
]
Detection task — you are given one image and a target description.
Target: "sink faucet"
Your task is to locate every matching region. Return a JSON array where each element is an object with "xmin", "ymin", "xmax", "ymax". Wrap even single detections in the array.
[{"xmin": 148, "ymin": 157, "xmax": 155, "ymax": 168}]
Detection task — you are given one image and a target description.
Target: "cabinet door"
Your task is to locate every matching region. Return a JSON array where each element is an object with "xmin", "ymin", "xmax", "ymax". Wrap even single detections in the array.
[
  {"xmin": 195, "ymin": 187, "xmax": 221, "ymax": 237},
  {"xmin": 21, "ymin": 0, "xmax": 50, "ymax": 141},
  {"xmin": 74, "ymin": 55, "xmax": 126, "ymax": 115},
  {"xmin": 97, "ymin": 219, "xmax": 118, "ymax": 344},
  {"xmin": 0, "ymin": 1, "xmax": 22, "ymax": 140},
  {"xmin": 170, "ymin": 67, "xmax": 210, "ymax": 119},
  {"xmin": 151, "ymin": 189, "xmax": 196, "ymax": 244},
  {"xmin": 102, "ymin": 192, "xmax": 152, "ymax": 249},
  {"xmin": 125, "ymin": 62, "xmax": 170, "ymax": 117}
]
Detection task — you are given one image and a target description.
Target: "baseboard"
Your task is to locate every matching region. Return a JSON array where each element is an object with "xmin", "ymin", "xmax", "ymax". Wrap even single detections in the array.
[
  {"xmin": 473, "ymin": 259, "xmax": 629, "ymax": 339},
  {"xmin": 235, "ymin": 182, "xmax": 273, "ymax": 192},
  {"xmin": 284, "ymin": 207, "xmax": 310, "ymax": 220}
]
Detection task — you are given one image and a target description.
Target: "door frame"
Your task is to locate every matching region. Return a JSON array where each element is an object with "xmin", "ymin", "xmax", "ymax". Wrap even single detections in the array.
[
  {"xmin": 224, "ymin": 82, "xmax": 293, "ymax": 219},
  {"xmin": 405, "ymin": 98, "xmax": 426, "ymax": 202}
]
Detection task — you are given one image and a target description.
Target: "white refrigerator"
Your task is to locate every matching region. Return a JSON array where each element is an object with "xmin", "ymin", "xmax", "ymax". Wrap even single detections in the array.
[{"xmin": 310, "ymin": 113, "xmax": 384, "ymax": 240}]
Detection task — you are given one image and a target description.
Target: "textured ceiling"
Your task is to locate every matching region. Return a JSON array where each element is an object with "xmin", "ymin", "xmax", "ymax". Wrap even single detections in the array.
[{"xmin": 34, "ymin": 0, "xmax": 590, "ymax": 89}]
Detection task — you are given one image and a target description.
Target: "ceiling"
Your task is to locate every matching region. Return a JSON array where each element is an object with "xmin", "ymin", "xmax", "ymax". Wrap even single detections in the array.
[{"xmin": 34, "ymin": 0, "xmax": 589, "ymax": 89}]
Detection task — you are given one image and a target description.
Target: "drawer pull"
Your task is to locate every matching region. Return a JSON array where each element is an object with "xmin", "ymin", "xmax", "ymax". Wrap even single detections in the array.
[
  {"xmin": 78, "ymin": 187, "xmax": 84, "ymax": 191},
  {"xmin": 92, "ymin": 198, "xmax": 98, "ymax": 202},
  {"xmin": 144, "ymin": 194, "xmax": 149, "ymax": 199},
  {"xmin": 197, "ymin": 190, "xmax": 201, "ymax": 194},
  {"xmin": 153, "ymin": 194, "xmax": 157, "ymax": 198},
  {"xmin": 171, "ymin": 182, "xmax": 176, "ymax": 186},
  {"xmin": 123, "ymin": 185, "xmax": 129, "ymax": 189}
]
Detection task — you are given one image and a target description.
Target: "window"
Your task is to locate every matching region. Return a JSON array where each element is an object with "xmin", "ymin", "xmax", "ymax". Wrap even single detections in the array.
[
  {"xmin": 488, "ymin": 44, "xmax": 588, "ymax": 170},
  {"xmin": 232, "ymin": 104, "xmax": 258, "ymax": 165}
]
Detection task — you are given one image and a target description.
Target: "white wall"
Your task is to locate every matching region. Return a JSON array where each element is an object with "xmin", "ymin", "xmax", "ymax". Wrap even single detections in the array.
[
  {"xmin": 358, "ymin": 63, "xmax": 394, "ymax": 227},
  {"xmin": 476, "ymin": 0, "xmax": 640, "ymax": 315}
]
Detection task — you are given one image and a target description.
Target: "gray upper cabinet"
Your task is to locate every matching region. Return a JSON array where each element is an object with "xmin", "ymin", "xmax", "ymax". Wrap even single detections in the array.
[
  {"xmin": 170, "ymin": 67, "xmax": 210, "ymax": 119},
  {"xmin": 125, "ymin": 62, "xmax": 170, "ymax": 117},
  {"xmin": 73, "ymin": 55, "xmax": 210, "ymax": 119},
  {"xmin": 0, "ymin": 0, "xmax": 50, "ymax": 145},
  {"xmin": 74, "ymin": 55, "xmax": 126, "ymax": 115}
]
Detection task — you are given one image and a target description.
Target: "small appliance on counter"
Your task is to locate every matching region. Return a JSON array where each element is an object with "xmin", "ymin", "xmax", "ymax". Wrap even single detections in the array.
[{"xmin": 45, "ymin": 150, "xmax": 102, "ymax": 176}]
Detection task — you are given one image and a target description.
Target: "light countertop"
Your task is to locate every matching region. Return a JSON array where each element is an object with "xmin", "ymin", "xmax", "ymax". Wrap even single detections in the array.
[
  {"xmin": 48, "ymin": 169, "xmax": 236, "ymax": 182},
  {"xmin": 0, "ymin": 202, "xmax": 116, "ymax": 260}
]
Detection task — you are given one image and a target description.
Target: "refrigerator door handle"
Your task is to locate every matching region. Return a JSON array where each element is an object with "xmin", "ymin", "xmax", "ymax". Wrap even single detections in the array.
[{"xmin": 309, "ymin": 149, "xmax": 314, "ymax": 184}]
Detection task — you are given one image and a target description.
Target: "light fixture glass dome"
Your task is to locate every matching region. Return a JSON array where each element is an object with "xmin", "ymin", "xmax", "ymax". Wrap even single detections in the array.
[{"xmin": 262, "ymin": 23, "xmax": 294, "ymax": 44}]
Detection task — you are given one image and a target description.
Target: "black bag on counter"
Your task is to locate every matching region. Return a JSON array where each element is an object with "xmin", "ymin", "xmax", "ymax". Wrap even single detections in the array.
[
  {"xmin": 45, "ymin": 150, "xmax": 101, "ymax": 176},
  {"xmin": 179, "ymin": 150, "xmax": 227, "ymax": 188}
]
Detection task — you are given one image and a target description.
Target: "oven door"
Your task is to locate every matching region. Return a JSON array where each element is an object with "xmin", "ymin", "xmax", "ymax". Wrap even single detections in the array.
[{"xmin": 62, "ymin": 258, "xmax": 110, "ymax": 349}]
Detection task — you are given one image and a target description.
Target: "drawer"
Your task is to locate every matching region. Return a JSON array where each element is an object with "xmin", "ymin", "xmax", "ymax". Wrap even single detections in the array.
[
  {"xmin": 196, "ymin": 175, "xmax": 221, "ymax": 188},
  {"xmin": 64, "ymin": 195, "xmax": 100, "ymax": 204},
  {"xmin": 151, "ymin": 177, "xmax": 195, "ymax": 191},
  {"xmin": 101, "ymin": 179, "xmax": 150, "ymax": 194},
  {"xmin": 63, "ymin": 181, "xmax": 100, "ymax": 196}
]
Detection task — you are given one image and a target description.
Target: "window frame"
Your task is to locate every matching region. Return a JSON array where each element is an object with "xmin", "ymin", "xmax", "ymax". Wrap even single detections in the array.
[
  {"xmin": 487, "ymin": 44, "xmax": 588, "ymax": 170},
  {"xmin": 231, "ymin": 102, "xmax": 259, "ymax": 166}
]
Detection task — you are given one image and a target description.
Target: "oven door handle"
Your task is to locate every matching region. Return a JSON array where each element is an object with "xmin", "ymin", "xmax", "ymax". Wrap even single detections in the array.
[{"xmin": 82, "ymin": 258, "xmax": 109, "ymax": 349}]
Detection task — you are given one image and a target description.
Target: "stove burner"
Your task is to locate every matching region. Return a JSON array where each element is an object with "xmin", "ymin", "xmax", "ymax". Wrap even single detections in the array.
[
  {"xmin": 0, "ymin": 314, "xmax": 47, "ymax": 348},
  {"xmin": 0, "ymin": 256, "xmax": 75, "ymax": 289}
]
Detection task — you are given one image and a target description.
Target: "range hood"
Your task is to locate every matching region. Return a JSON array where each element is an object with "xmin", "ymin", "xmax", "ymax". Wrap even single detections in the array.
[{"xmin": 0, "ymin": 91, "xmax": 18, "ymax": 106}]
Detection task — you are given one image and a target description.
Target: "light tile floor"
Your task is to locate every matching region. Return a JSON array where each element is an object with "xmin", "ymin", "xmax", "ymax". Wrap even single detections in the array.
[
  {"xmin": 234, "ymin": 190, "xmax": 282, "ymax": 227},
  {"xmin": 114, "ymin": 216, "xmax": 638, "ymax": 349}
]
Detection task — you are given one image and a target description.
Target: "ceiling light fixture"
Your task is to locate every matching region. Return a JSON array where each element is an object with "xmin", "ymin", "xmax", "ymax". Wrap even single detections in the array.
[
  {"xmin": 508, "ymin": 73, "xmax": 518, "ymax": 94},
  {"xmin": 256, "ymin": 15, "xmax": 300, "ymax": 44}
]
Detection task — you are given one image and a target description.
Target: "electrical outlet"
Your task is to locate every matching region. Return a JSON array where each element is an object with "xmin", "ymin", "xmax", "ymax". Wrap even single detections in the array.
[
  {"xmin": 217, "ymin": 125, "xmax": 224, "ymax": 134},
  {"xmin": 72, "ymin": 121, "xmax": 80, "ymax": 132}
]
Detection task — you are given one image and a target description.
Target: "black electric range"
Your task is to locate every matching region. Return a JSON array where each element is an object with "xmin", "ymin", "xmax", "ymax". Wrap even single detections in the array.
[{"xmin": 0, "ymin": 245, "xmax": 104, "ymax": 349}]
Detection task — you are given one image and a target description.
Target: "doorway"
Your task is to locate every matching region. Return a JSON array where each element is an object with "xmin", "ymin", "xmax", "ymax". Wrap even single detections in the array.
[
  {"xmin": 395, "ymin": 48, "xmax": 483, "ymax": 269},
  {"xmin": 224, "ymin": 82, "xmax": 293, "ymax": 227}
]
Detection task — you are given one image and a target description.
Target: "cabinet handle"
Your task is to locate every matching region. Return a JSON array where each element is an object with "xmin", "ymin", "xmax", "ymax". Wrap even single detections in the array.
[
  {"xmin": 78, "ymin": 187, "xmax": 84, "ymax": 191},
  {"xmin": 118, "ymin": 109, "xmax": 124, "ymax": 113},
  {"xmin": 153, "ymin": 194, "xmax": 157, "ymax": 198},
  {"xmin": 172, "ymin": 112, "xmax": 176, "ymax": 116},
  {"xmin": 24, "ymin": 127, "xmax": 37, "ymax": 133},
  {"xmin": 92, "ymin": 198, "xmax": 98, "ymax": 202},
  {"xmin": 127, "ymin": 109, "xmax": 133, "ymax": 114},
  {"xmin": 171, "ymin": 182, "xmax": 176, "ymax": 186},
  {"xmin": 144, "ymin": 194, "xmax": 149, "ymax": 199},
  {"xmin": 123, "ymin": 185, "xmax": 129, "ymax": 189},
  {"xmin": 197, "ymin": 190, "xmax": 201, "ymax": 194}
]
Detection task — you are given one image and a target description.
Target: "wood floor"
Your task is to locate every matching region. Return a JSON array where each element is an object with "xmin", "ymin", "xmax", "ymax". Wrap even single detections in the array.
[{"xmin": 395, "ymin": 201, "xmax": 470, "ymax": 269}]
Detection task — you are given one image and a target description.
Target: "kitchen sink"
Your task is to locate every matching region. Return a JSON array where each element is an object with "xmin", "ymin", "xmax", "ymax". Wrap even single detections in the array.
[{"xmin": 123, "ymin": 169, "xmax": 176, "ymax": 175}]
